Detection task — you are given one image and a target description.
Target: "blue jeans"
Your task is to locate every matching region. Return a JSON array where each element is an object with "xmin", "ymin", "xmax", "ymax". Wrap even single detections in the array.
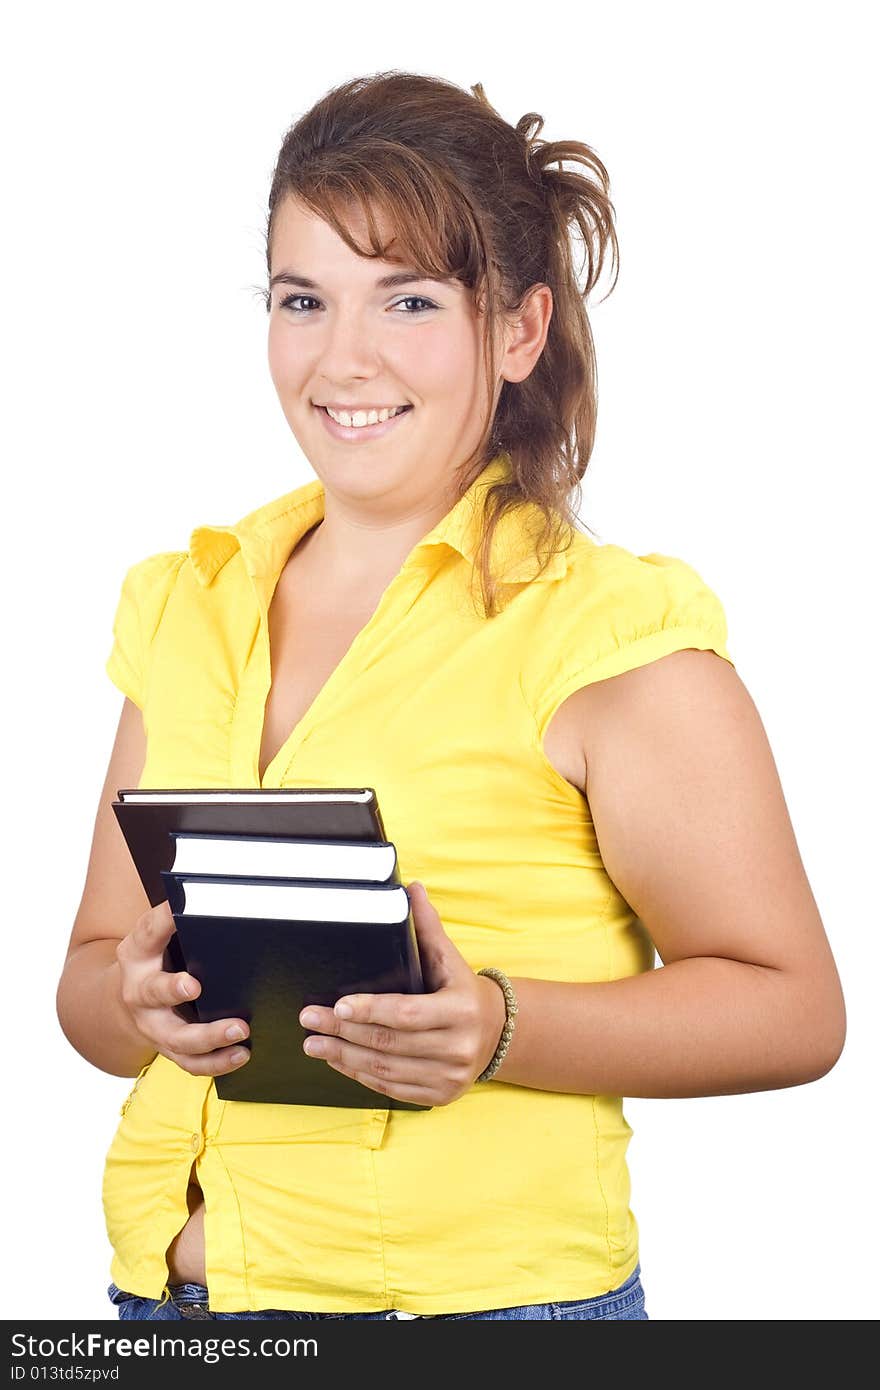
[{"xmin": 107, "ymin": 1261, "xmax": 648, "ymax": 1320}]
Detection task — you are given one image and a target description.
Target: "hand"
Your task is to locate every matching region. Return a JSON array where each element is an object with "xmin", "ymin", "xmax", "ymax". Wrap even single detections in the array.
[
  {"xmin": 115, "ymin": 901, "xmax": 251, "ymax": 1077},
  {"xmin": 297, "ymin": 882, "xmax": 507, "ymax": 1106}
]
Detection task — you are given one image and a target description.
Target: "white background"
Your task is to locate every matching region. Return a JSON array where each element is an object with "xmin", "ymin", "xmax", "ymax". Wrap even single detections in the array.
[{"xmin": 3, "ymin": 0, "xmax": 877, "ymax": 1321}]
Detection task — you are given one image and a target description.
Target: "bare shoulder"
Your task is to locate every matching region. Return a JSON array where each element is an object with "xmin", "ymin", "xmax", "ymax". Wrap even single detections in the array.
[
  {"xmin": 547, "ymin": 648, "xmax": 737, "ymax": 793},
  {"xmin": 576, "ymin": 647, "xmax": 743, "ymax": 766},
  {"xmin": 572, "ymin": 649, "xmax": 841, "ymax": 1022},
  {"xmin": 576, "ymin": 647, "xmax": 766, "ymax": 885}
]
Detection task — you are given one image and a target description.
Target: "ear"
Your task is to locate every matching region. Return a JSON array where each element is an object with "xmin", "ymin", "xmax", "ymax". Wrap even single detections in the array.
[{"xmin": 499, "ymin": 283, "xmax": 553, "ymax": 385}]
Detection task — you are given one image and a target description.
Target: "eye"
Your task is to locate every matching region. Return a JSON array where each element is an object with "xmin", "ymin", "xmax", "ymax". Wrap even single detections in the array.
[
  {"xmin": 392, "ymin": 296, "xmax": 438, "ymax": 314},
  {"xmin": 278, "ymin": 294, "xmax": 320, "ymax": 313}
]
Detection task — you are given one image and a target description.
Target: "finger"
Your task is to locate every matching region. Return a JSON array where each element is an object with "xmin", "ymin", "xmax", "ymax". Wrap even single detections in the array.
[
  {"xmin": 323, "ymin": 1059, "xmax": 435, "ymax": 1105},
  {"xmin": 124, "ymin": 903, "xmax": 176, "ymax": 961},
  {"xmin": 138, "ymin": 967, "xmax": 204, "ymax": 1010},
  {"xmin": 304, "ymin": 1034, "xmax": 451, "ymax": 1092},
  {"xmin": 303, "ymin": 1014, "xmax": 451, "ymax": 1060},
  {"xmin": 162, "ymin": 1017, "xmax": 251, "ymax": 1058},
  {"xmin": 303, "ymin": 991, "xmax": 453, "ymax": 1035},
  {"xmin": 162, "ymin": 1043, "xmax": 252, "ymax": 1078}
]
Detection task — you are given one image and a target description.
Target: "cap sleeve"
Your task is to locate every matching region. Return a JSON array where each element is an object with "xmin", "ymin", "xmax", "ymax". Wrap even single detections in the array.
[
  {"xmin": 528, "ymin": 548, "xmax": 735, "ymax": 737},
  {"xmin": 105, "ymin": 551, "xmax": 187, "ymax": 709}
]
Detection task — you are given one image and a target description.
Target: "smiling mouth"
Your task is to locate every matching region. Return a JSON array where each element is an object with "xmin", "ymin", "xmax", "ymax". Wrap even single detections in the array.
[
  {"xmin": 317, "ymin": 404, "xmax": 413, "ymax": 427},
  {"xmin": 313, "ymin": 401, "xmax": 416, "ymax": 443}
]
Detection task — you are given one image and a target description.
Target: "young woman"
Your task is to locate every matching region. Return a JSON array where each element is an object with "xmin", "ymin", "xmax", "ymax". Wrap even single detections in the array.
[{"xmin": 57, "ymin": 70, "xmax": 846, "ymax": 1322}]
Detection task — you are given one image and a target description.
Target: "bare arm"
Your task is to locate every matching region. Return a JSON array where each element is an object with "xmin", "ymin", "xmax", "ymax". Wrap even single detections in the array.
[
  {"xmin": 56, "ymin": 697, "xmax": 158, "ymax": 1076},
  {"xmin": 56, "ymin": 697, "xmax": 252, "ymax": 1080},
  {"xmin": 492, "ymin": 649, "xmax": 846, "ymax": 1097},
  {"xmin": 286, "ymin": 649, "xmax": 846, "ymax": 1104}
]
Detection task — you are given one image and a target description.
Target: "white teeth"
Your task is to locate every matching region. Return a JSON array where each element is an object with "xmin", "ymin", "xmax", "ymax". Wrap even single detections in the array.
[{"xmin": 325, "ymin": 405, "xmax": 408, "ymax": 427}]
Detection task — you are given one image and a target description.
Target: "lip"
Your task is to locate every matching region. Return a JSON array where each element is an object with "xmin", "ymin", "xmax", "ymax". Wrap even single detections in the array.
[{"xmin": 314, "ymin": 403, "xmax": 413, "ymax": 443}]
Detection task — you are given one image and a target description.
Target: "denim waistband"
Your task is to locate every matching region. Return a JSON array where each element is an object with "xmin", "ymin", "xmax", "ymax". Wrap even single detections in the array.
[
  {"xmin": 112, "ymin": 1263, "xmax": 646, "ymax": 1320},
  {"xmin": 165, "ymin": 1283, "xmax": 436, "ymax": 1319}
]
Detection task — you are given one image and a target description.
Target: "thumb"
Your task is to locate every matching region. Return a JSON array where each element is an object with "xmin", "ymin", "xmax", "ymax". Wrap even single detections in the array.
[
  {"xmin": 407, "ymin": 882, "xmax": 469, "ymax": 990},
  {"xmin": 130, "ymin": 900, "xmax": 176, "ymax": 960}
]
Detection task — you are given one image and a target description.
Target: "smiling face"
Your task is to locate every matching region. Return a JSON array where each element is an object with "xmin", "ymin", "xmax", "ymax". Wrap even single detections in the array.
[{"xmin": 267, "ymin": 195, "xmax": 504, "ymax": 513}]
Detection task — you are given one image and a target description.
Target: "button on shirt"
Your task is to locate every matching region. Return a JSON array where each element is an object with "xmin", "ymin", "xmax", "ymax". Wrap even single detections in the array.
[{"xmin": 102, "ymin": 451, "xmax": 735, "ymax": 1315}]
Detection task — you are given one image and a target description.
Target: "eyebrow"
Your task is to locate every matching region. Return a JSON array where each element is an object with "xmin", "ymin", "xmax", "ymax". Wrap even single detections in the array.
[{"xmin": 268, "ymin": 268, "xmax": 456, "ymax": 292}]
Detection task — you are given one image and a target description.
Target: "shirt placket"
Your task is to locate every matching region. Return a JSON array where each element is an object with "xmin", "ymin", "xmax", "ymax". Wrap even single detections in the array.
[{"xmin": 229, "ymin": 556, "xmax": 435, "ymax": 790}]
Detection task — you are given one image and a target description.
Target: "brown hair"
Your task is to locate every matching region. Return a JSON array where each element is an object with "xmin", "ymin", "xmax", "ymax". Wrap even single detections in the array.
[{"xmin": 262, "ymin": 70, "xmax": 620, "ymax": 617}]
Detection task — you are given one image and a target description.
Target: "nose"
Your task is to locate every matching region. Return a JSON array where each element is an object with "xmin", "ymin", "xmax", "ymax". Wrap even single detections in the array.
[{"xmin": 318, "ymin": 305, "xmax": 383, "ymax": 385}]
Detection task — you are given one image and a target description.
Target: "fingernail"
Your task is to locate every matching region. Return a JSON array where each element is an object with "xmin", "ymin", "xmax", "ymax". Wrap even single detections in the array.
[
  {"xmin": 300, "ymin": 1009, "xmax": 320, "ymax": 1028},
  {"xmin": 178, "ymin": 978, "xmax": 192, "ymax": 999},
  {"xmin": 229, "ymin": 1049, "xmax": 249, "ymax": 1065},
  {"xmin": 334, "ymin": 1002, "xmax": 353, "ymax": 1019},
  {"xmin": 225, "ymin": 1025, "xmax": 245, "ymax": 1042}
]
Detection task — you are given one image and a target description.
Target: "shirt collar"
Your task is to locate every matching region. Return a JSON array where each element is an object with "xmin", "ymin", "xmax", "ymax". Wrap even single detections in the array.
[{"xmin": 188, "ymin": 451, "xmax": 570, "ymax": 591}]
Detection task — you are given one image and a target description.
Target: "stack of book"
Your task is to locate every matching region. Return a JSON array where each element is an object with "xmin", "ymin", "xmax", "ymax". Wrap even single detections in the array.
[{"xmin": 112, "ymin": 787, "xmax": 429, "ymax": 1110}]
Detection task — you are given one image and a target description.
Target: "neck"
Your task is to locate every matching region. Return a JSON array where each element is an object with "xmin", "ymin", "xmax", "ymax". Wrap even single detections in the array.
[{"xmin": 303, "ymin": 486, "xmax": 460, "ymax": 590}]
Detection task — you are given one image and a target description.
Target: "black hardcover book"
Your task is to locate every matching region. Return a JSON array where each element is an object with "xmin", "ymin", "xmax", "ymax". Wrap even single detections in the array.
[
  {"xmin": 111, "ymin": 787, "xmax": 389, "ymax": 976},
  {"xmin": 160, "ymin": 871, "xmax": 430, "ymax": 1111}
]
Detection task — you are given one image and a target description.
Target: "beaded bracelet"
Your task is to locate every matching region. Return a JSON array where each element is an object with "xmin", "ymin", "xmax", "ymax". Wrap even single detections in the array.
[{"xmin": 475, "ymin": 967, "xmax": 519, "ymax": 1082}]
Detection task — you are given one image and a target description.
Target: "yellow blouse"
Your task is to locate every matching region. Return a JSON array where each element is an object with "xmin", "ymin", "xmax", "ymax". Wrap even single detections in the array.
[{"xmin": 102, "ymin": 452, "xmax": 734, "ymax": 1315}]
